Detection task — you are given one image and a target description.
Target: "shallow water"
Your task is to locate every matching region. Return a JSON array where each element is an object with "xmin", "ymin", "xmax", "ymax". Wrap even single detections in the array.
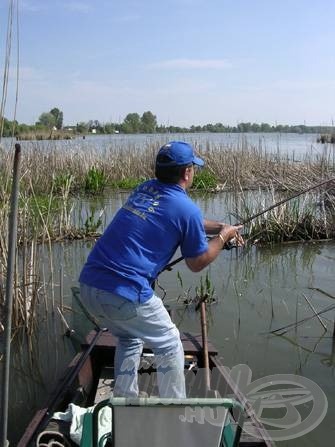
[{"xmin": 4, "ymin": 192, "xmax": 335, "ymax": 446}]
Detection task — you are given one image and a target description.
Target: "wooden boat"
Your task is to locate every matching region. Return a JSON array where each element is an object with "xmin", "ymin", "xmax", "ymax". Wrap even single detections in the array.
[{"xmin": 18, "ymin": 328, "xmax": 275, "ymax": 447}]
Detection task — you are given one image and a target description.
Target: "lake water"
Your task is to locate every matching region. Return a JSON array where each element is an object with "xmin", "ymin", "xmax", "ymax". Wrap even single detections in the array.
[
  {"xmin": 5, "ymin": 191, "xmax": 335, "ymax": 446},
  {"xmin": 2, "ymin": 131, "xmax": 334, "ymax": 161}
]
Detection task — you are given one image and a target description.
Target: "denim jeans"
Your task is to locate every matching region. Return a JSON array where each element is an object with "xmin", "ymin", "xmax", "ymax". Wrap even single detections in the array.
[{"xmin": 79, "ymin": 283, "xmax": 186, "ymax": 398}]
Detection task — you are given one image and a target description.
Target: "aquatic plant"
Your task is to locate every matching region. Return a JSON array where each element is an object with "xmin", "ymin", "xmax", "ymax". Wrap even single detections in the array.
[
  {"xmin": 176, "ymin": 271, "xmax": 216, "ymax": 306},
  {"xmin": 84, "ymin": 166, "xmax": 107, "ymax": 194},
  {"xmin": 83, "ymin": 209, "xmax": 103, "ymax": 234},
  {"xmin": 195, "ymin": 271, "xmax": 216, "ymax": 305}
]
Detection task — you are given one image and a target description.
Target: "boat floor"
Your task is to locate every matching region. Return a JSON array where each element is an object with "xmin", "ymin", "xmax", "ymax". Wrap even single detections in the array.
[
  {"xmin": 93, "ymin": 365, "xmax": 268, "ymax": 446},
  {"xmin": 37, "ymin": 332, "xmax": 269, "ymax": 446}
]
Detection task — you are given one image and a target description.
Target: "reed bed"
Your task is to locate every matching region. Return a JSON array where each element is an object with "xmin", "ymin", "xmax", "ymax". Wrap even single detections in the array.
[
  {"xmin": 0, "ymin": 139, "xmax": 333, "ymax": 195},
  {"xmin": 0, "ymin": 139, "xmax": 334, "ymax": 334},
  {"xmin": 236, "ymin": 186, "xmax": 335, "ymax": 243},
  {"xmin": 0, "ymin": 196, "xmax": 41, "ymax": 339}
]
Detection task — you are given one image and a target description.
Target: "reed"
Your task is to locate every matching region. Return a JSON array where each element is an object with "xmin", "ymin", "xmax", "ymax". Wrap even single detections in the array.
[
  {"xmin": 0, "ymin": 191, "xmax": 41, "ymax": 337},
  {"xmin": 1, "ymin": 139, "xmax": 333, "ymax": 195},
  {"xmin": 237, "ymin": 186, "xmax": 335, "ymax": 243},
  {"xmin": 0, "ymin": 139, "xmax": 334, "ymax": 333},
  {"xmin": 0, "ymin": 170, "xmax": 102, "ymax": 335}
]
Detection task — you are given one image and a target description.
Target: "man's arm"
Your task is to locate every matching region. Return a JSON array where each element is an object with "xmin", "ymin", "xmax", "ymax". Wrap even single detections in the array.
[
  {"xmin": 185, "ymin": 224, "xmax": 243, "ymax": 272},
  {"xmin": 203, "ymin": 218, "xmax": 225, "ymax": 235}
]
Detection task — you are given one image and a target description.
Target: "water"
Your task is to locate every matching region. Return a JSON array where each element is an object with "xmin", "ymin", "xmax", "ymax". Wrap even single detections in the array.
[
  {"xmin": 1, "ymin": 132, "xmax": 333, "ymax": 160},
  {"xmin": 4, "ymin": 192, "xmax": 335, "ymax": 446}
]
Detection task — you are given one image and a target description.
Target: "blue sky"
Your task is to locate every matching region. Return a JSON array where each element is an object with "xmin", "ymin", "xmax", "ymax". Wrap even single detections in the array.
[{"xmin": 1, "ymin": 0, "xmax": 335, "ymax": 126}]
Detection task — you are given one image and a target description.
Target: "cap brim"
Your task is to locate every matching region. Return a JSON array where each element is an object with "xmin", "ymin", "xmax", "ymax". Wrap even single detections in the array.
[{"xmin": 193, "ymin": 156, "xmax": 205, "ymax": 167}]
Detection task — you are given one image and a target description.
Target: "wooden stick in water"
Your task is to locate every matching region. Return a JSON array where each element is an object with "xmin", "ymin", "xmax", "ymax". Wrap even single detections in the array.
[{"xmin": 198, "ymin": 295, "xmax": 211, "ymax": 391}]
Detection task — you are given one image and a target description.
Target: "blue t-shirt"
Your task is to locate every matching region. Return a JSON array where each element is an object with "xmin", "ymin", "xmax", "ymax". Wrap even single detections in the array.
[{"xmin": 79, "ymin": 179, "xmax": 208, "ymax": 302}]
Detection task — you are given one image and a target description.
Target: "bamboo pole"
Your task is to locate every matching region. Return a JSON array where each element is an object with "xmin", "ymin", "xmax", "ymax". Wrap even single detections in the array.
[
  {"xmin": 197, "ymin": 295, "xmax": 211, "ymax": 391},
  {"xmin": 0, "ymin": 144, "xmax": 21, "ymax": 447}
]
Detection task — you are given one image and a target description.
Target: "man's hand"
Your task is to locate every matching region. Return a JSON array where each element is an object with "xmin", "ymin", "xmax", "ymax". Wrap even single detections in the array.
[{"xmin": 219, "ymin": 224, "xmax": 244, "ymax": 247}]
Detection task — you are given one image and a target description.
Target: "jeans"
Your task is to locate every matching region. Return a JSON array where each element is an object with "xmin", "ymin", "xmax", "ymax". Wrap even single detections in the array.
[{"xmin": 79, "ymin": 283, "xmax": 186, "ymax": 399}]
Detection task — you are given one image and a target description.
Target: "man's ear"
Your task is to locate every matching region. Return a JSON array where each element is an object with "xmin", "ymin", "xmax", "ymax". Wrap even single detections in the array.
[{"xmin": 181, "ymin": 167, "xmax": 188, "ymax": 181}]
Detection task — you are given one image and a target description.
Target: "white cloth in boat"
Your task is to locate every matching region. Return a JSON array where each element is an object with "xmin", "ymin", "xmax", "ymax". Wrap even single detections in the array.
[{"xmin": 52, "ymin": 403, "xmax": 111, "ymax": 446}]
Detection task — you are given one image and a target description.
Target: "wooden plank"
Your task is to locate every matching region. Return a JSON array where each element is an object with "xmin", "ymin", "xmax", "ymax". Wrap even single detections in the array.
[
  {"xmin": 84, "ymin": 330, "xmax": 118, "ymax": 348},
  {"xmin": 85, "ymin": 330, "xmax": 218, "ymax": 356}
]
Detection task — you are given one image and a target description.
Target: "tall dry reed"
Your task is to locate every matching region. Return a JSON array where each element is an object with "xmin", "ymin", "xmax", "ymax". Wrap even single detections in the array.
[{"xmin": 1, "ymin": 140, "xmax": 333, "ymax": 195}]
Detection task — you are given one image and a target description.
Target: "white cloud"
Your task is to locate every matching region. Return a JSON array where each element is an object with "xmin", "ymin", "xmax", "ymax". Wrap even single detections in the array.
[
  {"xmin": 273, "ymin": 79, "xmax": 335, "ymax": 91},
  {"xmin": 148, "ymin": 58, "xmax": 232, "ymax": 70},
  {"xmin": 64, "ymin": 2, "xmax": 92, "ymax": 13},
  {"xmin": 20, "ymin": 1, "xmax": 46, "ymax": 12},
  {"xmin": 18, "ymin": 66, "xmax": 46, "ymax": 82},
  {"xmin": 111, "ymin": 14, "xmax": 141, "ymax": 23}
]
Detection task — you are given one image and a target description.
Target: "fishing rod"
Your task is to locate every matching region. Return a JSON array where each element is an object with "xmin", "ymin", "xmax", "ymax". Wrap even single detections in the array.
[{"xmin": 162, "ymin": 177, "xmax": 335, "ymax": 272}]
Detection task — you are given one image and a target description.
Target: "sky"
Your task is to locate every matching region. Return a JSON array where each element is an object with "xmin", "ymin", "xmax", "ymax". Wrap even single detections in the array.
[{"xmin": 1, "ymin": 0, "xmax": 335, "ymax": 127}]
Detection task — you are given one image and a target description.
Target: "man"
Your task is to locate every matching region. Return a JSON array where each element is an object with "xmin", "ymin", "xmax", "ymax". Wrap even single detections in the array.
[{"xmin": 79, "ymin": 141, "xmax": 243, "ymax": 399}]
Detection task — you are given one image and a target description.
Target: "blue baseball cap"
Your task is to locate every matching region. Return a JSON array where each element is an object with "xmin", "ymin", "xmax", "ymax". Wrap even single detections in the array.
[{"xmin": 156, "ymin": 141, "xmax": 204, "ymax": 167}]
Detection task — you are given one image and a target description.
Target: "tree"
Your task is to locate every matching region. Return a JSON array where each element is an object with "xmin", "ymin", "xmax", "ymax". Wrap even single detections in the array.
[
  {"xmin": 260, "ymin": 123, "xmax": 272, "ymax": 132},
  {"xmin": 76, "ymin": 122, "xmax": 89, "ymax": 133},
  {"xmin": 122, "ymin": 113, "xmax": 141, "ymax": 133},
  {"xmin": 50, "ymin": 107, "xmax": 63, "ymax": 129},
  {"xmin": 37, "ymin": 112, "xmax": 56, "ymax": 129},
  {"xmin": 141, "ymin": 111, "xmax": 157, "ymax": 133}
]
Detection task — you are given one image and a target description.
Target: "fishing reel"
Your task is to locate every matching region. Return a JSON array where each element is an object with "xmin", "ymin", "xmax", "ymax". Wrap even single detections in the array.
[{"xmin": 223, "ymin": 239, "xmax": 238, "ymax": 250}]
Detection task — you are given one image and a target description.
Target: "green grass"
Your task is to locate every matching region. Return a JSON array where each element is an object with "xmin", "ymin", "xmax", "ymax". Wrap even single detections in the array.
[
  {"xmin": 110, "ymin": 177, "xmax": 147, "ymax": 189},
  {"xmin": 193, "ymin": 169, "xmax": 218, "ymax": 190}
]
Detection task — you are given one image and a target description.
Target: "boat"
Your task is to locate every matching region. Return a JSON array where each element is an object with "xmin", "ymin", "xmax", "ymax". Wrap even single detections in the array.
[{"xmin": 18, "ymin": 324, "xmax": 275, "ymax": 447}]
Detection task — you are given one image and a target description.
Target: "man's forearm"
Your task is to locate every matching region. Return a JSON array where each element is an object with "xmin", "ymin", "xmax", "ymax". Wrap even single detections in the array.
[{"xmin": 203, "ymin": 218, "xmax": 224, "ymax": 235}]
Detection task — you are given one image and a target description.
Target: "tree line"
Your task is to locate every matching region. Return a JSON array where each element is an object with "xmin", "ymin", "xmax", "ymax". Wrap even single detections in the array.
[{"xmin": 1, "ymin": 107, "xmax": 334, "ymax": 138}]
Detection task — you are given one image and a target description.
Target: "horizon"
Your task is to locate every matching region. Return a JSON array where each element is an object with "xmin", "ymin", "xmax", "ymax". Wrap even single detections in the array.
[{"xmin": 0, "ymin": 1, "xmax": 334, "ymax": 127}]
